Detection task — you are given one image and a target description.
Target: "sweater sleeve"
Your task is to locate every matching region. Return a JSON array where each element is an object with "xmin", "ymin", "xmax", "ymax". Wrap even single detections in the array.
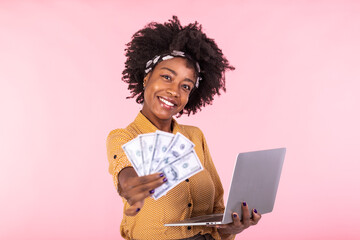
[{"xmin": 106, "ymin": 129, "xmax": 134, "ymax": 191}]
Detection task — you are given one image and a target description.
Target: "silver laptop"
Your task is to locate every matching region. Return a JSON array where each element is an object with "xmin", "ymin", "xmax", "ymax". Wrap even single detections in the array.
[{"xmin": 164, "ymin": 148, "xmax": 286, "ymax": 226}]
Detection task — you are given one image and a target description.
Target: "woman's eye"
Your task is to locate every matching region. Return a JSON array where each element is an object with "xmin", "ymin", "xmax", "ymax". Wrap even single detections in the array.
[
  {"xmin": 182, "ymin": 84, "xmax": 191, "ymax": 91},
  {"xmin": 161, "ymin": 75, "xmax": 171, "ymax": 81}
]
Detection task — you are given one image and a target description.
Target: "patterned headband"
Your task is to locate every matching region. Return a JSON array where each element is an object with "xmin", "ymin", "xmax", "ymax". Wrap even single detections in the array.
[{"xmin": 144, "ymin": 50, "xmax": 202, "ymax": 88}]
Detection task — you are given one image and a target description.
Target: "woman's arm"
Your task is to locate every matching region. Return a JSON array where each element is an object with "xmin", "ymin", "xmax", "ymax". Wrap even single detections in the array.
[{"xmin": 107, "ymin": 129, "xmax": 167, "ymax": 216}]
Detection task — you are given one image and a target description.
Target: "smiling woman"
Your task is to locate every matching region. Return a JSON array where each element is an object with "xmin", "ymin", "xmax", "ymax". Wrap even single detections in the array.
[{"xmin": 106, "ymin": 16, "xmax": 260, "ymax": 240}]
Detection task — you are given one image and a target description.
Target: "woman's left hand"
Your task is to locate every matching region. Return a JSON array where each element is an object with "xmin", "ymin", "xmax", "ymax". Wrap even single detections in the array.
[{"xmin": 213, "ymin": 202, "xmax": 261, "ymax": 239}]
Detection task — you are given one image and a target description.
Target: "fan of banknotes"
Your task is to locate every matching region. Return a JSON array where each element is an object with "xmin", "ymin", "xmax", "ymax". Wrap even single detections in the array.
[{"xmin": 122, "ymin": 130, "xmax": 204, "ymax": 200}]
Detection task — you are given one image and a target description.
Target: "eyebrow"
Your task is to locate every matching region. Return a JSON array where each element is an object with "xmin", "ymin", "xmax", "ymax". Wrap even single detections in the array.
[
  {"xmin": 160, "ymin": 67, "xmax": 177, "ymax": 76},
  {"xmin": 160, "ymin": 67, "xmax": 196, "ymax": 85}
]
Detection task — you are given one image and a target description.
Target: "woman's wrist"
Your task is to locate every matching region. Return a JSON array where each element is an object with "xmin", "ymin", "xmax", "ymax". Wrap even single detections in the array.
[
  {"xmin": 117, "ymin": 167, "xmax": 135, "ymax": 196},
  {"xmin": 218, "ymin": 231, "xmax": 235, "ymax": 240}
]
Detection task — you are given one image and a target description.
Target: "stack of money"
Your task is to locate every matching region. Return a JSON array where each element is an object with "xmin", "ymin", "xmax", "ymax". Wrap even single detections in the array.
[{"xmin": 122, "ymin": 131, "xmax": 204, "ymax": 200}]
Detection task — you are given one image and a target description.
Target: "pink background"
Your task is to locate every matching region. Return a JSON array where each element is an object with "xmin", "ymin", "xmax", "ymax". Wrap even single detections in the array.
[{"xmin": 1, "ymin": 0, "xmax": 359, "ymax": 239}]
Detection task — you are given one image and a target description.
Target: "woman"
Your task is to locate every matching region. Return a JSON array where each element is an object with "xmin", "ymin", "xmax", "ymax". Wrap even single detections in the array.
[{"xmin": 107, "ymin": 16, "xmax": 261, "ymax": 240}]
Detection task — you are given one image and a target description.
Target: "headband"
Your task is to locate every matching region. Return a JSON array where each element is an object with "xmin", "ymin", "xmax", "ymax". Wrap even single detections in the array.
[{"xmin": 144, "ymin": 50, "xmax": 202, "ymax": 88}]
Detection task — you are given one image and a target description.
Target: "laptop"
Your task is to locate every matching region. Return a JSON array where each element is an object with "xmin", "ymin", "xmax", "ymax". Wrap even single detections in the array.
[{"xmin": 164, "ymin": 148, "xmax": 286, "ymax": 226}]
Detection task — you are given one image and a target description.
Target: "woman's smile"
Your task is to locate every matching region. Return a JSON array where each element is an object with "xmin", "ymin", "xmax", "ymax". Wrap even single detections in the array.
[{"xmin": 158, "ymin": 96, "xmax": 177, "ymax": 108}]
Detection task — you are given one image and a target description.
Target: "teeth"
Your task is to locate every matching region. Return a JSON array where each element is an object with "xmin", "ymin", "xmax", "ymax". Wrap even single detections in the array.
[{"xmin": 159, "ymin": 97, "xmax": 174, "ymax": 107}]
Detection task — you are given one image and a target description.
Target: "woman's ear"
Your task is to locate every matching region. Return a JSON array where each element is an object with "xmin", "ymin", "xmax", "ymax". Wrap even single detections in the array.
[{"xmin": 143, "ymin": 73, "xmax": 150, "ymax": 88}]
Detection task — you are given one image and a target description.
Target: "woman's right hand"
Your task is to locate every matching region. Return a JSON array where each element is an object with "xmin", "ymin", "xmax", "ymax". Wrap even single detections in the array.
[{"xmin": 118, "ymin": 167, "xmax": 167, "ymax": 216}]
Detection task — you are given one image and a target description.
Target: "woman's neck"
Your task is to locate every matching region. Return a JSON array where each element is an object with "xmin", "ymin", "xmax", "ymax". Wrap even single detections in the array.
[{"xmin": 140, "ymin": 110, "xmax": 173, "ymax": 133}]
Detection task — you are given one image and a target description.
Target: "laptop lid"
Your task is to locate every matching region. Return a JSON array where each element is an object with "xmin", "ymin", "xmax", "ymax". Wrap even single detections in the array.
[{"xmin": 222, "ymin": 148, "xmax": 286, "ymax": 224}]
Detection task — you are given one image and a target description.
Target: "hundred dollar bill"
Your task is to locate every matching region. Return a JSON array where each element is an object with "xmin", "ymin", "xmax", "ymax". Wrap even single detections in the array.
[
  {"xmin": 153, "ymin": 149, "xmax": 203, "ymax": 200},
  {"xmin": 149, "ymin": 130, "xmax": 175, "ymax": 173},
  {"xmin": 121, "ymin": 137, "xmax": 144, "ymax": 176},
  {"xmin": 139, "ymin": 133, "xmax": 156, "ymax": 175},
  {"xmin": 155, "ymin": 132, "xmax": 195, "ymax": 172}
]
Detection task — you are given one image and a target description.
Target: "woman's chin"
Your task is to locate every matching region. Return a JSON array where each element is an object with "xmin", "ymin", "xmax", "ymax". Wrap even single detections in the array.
[{"xmin": 155, "ymin": 112, "xmax": 176, "ymax": 121}]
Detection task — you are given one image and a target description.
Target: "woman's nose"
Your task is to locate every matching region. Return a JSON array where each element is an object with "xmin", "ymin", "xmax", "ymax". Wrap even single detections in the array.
[{"xmin": 167, "ymin": 84, "xmax": 180, "ymax": 97}]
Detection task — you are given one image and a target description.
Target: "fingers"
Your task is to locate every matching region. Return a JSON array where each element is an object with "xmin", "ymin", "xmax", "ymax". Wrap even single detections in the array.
[
  {"xmin": 121, "ymin": 172, "xmax": 167, "ymax": 217},
  {"xmin": 125, "ymin": 200, "xmax": 144, "ymax": 216},
  {"xmin": 124, "ymin": 175, "xmax": 167, "ymax": 205},
  {"xmin": 213, "ymin": 211, "xmax": 242, "ymax": 227},
  {"xmin": 206, "ymin": 224, "xmax": 220, "ymax": 228},
  {"xmin": 241, "ymin": 202, "xmax": 251, "ymax": 228},
  {"xmin": 122, "ymin": 173, "xmax": 166, "ymax": 203},
  {"xmin": 232, "ymin": 212, "xmax": 242, "ymax": 228},
  {"xmin": 241, "ymin": 202, "xmax": 262, "ymax": 227},
  {"xmin": 124, "ymin": 172, "xmax": 165, "ymax": 191},
  {"xmin": 212, "ymin": 224, "xmax": 225, "ymax": 229},
  {"xmin": 211, "ymin": 212, "xmax": 244, "ymax": 236},
  {"xmin": 250, "ymin": 209, "xmax": 261, "ymax": 225},
  {"xmin": 207, "ymin": 202, "xmax": 262, "ymax": 236},
  {"xmin": 218, "ymin": 211, "xmax": 243, "ymax": 229}
]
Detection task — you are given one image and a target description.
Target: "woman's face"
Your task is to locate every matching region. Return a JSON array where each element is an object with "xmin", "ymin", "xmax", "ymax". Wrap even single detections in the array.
[{"xmin": 142, "ymin": 57, "xmax": 196, "ymax": 125}]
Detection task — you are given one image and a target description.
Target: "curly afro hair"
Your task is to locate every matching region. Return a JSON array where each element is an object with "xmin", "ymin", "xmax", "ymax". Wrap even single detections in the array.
[{"xmin": 122, "ymin": 16, "xmax": 234, "ymax": 116}]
